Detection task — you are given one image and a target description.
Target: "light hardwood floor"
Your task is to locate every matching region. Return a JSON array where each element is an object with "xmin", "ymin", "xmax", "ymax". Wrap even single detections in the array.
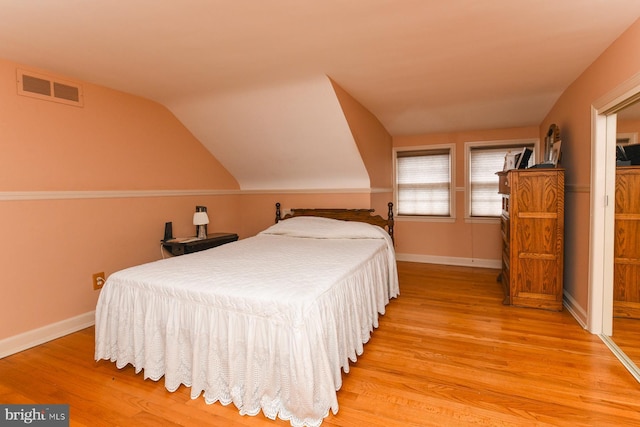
[
  {"xmin": 613, "ymin": 317, "xmax": 640, "ymax": 369},
  {"xmin": 1, "ymin": 262, "xmax": 639, "ymax": 426}
]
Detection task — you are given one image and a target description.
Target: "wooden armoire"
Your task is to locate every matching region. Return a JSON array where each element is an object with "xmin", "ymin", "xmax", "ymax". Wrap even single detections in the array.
[
  {"xmin": 614, "ymin": 166, "xmax": 640, "ymax": 319},
  {"xmin": 497, "ymin": 168, "xmax": 565, "ymax": 311}
]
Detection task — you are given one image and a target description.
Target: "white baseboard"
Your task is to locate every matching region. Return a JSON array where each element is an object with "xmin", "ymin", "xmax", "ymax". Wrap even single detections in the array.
[
  {"xmin": 563, "ymin": 291, "xmax": 588, "ymax": 330},
  {"xmin": 396, "ymin": 253, "xmax": 501, "ymax": 269},
  {"xmin": 0, "ymin": 311, "xmax": 95, "ymax": 359}
]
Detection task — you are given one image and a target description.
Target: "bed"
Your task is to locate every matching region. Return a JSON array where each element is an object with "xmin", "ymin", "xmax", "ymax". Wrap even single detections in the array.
[{"xmin": 95, "ymin": 203, "xmax": 398, "ymax": 427}]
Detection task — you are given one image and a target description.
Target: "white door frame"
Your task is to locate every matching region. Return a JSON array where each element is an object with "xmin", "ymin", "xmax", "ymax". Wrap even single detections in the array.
[{"xmin": 589, "ymin": 72, "xmax": 640, "ymax": 334}]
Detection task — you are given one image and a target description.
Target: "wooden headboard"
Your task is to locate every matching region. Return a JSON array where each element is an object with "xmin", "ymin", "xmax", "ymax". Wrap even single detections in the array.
[{"xmin": 275, "ymin": 202, "xmax": 395, "ymax": 243}]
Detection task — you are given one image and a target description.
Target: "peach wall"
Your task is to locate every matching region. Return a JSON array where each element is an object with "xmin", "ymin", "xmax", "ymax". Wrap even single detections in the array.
[
  {"xmin": 392, "ymin": 192, "xmax": 501, "ymax": 261},
  {"xmin": 0, "ymin": 194, "xmax": 240, "ymax": 338},
  {"xmin": 330, "ymin": 80, "xmax": 395, "ymax": 223},
  {"xmin": 618, "ymin": 117, "xmax": 640, "ymax": 134},
  {"xmin": 540, "ymin": 18, "xmax": 640, "ymax": 315},
  {"xmin": 0, "ymin": 59, "xmax": 240, "ymax": 340},
  {"xmin": 0, "ymin": 64, "xmax": 238, "ymax": 191},
  {"xmin": 330, "ymin": 80, "xmax": 394, "ymax": 221},
  {"xmin": 393, "ymin": 126, "xmax": 539, "ymax": 264},
  {"xmin": 331, "ymin": 79, "xmax": 393, "ymax": 190}
]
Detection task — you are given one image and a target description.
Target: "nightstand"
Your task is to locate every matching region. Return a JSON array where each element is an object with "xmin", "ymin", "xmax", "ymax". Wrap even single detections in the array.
[{"xmin": 162, "ymin": 233, "xmax": 239, "ymax": 256}]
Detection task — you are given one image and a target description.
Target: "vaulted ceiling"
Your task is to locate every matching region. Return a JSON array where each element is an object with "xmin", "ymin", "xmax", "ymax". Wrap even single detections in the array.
[{"xmin": 1, "ymin": 1, "xmax": 639, "ymax": 189}]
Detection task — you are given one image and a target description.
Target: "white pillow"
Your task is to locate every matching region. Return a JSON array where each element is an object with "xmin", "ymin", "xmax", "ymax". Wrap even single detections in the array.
[{"xmin": 260, "ymin": 216, "xmax": 386, "ymax": 240}]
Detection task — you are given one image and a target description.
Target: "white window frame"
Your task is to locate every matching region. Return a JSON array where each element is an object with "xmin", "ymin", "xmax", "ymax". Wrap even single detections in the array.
[
  {"xmin": 393, "ymin": 143, "xmax": 456, "ymax": 222},
  {"xmin": 464, "ymin": 139, "xmax": 539, "ymax": 223}
]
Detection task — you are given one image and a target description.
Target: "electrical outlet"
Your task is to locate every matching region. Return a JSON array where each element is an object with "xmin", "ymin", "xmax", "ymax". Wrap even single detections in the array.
[{"xmin": 93, "ymin": 272, "xmax": 106, "ymax": 290}]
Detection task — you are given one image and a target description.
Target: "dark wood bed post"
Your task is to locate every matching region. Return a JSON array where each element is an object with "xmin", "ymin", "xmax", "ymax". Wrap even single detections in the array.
[
  {"xmin": 388, "ymin": 202, "xmax": 395, "ymax": 244},
  {"xmin": 275, "ymin": 202, "xmax": 282, "ymax": 223}
]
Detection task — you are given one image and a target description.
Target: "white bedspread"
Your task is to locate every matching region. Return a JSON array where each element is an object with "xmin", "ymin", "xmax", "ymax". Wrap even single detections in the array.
[{"xmin": 95, "ymin": 217, "xmax": 398, "ymax": 427}]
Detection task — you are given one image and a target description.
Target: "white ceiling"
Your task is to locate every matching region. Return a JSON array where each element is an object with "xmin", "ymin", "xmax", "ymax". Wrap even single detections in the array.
[{"xmin": 1, "ymin": 1, "xmax": 639, "ymax": 189}]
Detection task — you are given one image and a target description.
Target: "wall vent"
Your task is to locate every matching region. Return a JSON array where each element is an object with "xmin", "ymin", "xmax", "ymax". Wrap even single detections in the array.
[{"xmin": 17, "ymin": 69, "xmax": 84, "ymax": 107}]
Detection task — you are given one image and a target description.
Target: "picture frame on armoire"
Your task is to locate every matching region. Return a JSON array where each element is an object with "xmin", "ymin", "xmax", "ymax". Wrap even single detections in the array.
[
  {"xmin": 544, "ymin": 123, "xmax": 560, "ymax": 163},
  {"xmin": 515, "ymin": 147, "xmax": 533, "ymax": 169},
  {"xmin": 504, "ymin": 151, "xmax": 518, "ymax": 170},
  {"xmin": 550, "ymin": 140, "xmax": 562, "ymax": 166}
]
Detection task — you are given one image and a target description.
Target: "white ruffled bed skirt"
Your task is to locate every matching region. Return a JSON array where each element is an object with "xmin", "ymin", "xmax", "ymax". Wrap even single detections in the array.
[{"xmin": 95, "ymin": 245, "xmax": 397, "ymax": 427}]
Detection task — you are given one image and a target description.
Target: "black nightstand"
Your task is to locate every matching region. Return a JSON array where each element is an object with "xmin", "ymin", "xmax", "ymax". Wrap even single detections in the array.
[{"xmin": 162, "ymin": 233, "xmax": 239, "ymax": 256}]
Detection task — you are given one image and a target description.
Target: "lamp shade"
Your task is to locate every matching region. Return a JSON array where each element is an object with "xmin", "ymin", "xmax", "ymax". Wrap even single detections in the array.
[{"xmin": 193, "ymin": 211, "xmax": 210, "ymax": 226}]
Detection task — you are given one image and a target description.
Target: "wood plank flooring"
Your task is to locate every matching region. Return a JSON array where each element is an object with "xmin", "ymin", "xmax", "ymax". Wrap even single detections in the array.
[
  {"xmin": 613, "ymin": 317, "xmax": 640, "ymax": 368},
  {"xmin": 1, "ymin": 261, "xmax": 639, "ymax": 426}
]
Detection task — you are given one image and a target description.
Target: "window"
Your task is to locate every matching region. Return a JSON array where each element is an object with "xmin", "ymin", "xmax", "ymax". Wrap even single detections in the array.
[
  {"xmin": 395, "ymin": 145, "xmax": 453, "ymax": 217},
  {"xmin": 466, "ymin": 140, "xmax": 537, "ymax": 218}
]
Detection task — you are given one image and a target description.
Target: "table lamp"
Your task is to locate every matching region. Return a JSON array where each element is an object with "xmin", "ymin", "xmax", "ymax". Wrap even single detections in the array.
[{"xmin": 193, "ymin": 210, "xmax": 209, "ymax": 240}]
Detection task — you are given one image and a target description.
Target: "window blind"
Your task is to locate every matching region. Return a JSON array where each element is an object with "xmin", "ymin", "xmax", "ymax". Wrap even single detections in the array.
[
  {"xmin": 469, "ymin": 145, "xmax": 534, "ymax": 217},
  {"xmin": 397, "ymin": 149, "xmax": 450, "ymax": 216}
]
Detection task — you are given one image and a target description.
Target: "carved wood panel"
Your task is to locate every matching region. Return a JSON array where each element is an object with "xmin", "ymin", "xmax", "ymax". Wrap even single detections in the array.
[
  {"xmin": 502, "ymin": 169, "xmax": 564, "ymax": 311},
  {"xmin": 614, "ymin": 166, "xmax": 640, "ymax": 319}
]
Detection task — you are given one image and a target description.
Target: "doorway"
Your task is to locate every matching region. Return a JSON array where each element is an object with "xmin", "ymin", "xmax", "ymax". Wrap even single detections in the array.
[{"xmin": 590, "ymin": 72, "xmax": 640, "ymax": 381}]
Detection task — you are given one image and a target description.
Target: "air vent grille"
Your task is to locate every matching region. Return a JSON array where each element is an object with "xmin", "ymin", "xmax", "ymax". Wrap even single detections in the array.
[
  {"xmin": 22, "ymin": 74, "xmax": 51, "ymax": 96},
  {"xmin": 53, "ymin": 82, "xmax": 80, "ymax": 102},
  {"xmin": 17, "ymin": 69, "xmax": 83, "ymax": 107}
]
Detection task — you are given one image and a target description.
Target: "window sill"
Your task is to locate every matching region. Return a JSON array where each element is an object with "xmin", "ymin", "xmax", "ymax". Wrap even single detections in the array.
[
  {"xmin": 397, "ymin": 215, "xmax": 456, "ymax": 223},
  {"xmin": 464, "ymin": 216, "xmax": 500, "ymax": 224}
]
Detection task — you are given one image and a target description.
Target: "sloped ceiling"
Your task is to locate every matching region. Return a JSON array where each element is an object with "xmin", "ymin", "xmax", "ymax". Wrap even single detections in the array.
[
  {"xmin": 0, "ymin": 1, "xmax": 639, "ymax": 190},
  {"xmin": 169, "ymin": 75, "xmax": 370, "ymax": 190}
]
